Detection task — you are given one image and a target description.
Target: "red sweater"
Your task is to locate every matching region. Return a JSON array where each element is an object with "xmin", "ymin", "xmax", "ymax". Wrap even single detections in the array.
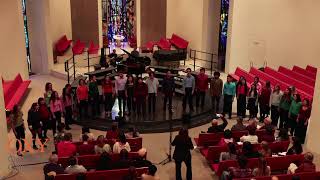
[
  {"xmin": 196, "ymin": 74, "xmax": 209, "ymax": 92},
  {"xmin": 78, "ymin": 143, "xmax": 94, "ymax": 155},
  {"xmin": 103, "ymin": 82, "xmax": 113, "ymax": 94},
  {"xmin": 77, "ymin": 85, "xmax": 89, "ymax": 101},
  {"xmin": 57, "ymin": 141, "xmax": 77, "ymax": 157},
  {"xmin": 39, "ymin": 105, "xmax": 50, "ymax": 120},
  {"xmin": 134, "ymin": 83, "xmax": 148, "ymax": 98}
]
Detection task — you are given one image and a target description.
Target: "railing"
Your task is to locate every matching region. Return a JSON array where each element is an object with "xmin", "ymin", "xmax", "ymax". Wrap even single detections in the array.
[{"xmin": 188, "ymin": 49, "xmax": 219, "ymax": 75}]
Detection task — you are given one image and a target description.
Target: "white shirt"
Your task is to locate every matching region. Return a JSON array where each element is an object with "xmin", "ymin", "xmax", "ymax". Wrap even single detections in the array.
[
  {"xmin": 115, "ymin": 76, "xmax": 127, "ymax": 92},
  {"xmin": 65, "ymin": 165, "xmax": 87, "ymax": 174},
  {"xmin": 94, "ymin": 144, "xmax": 112, "ymax": 154},
  {"xmin": 113, "ymin": 142, "xmax": 131, "ymax": 154},
  {"xmin": 146, "ymin": 78, "xmax": 159, "ymax": 94},
  {"xmin": 240, "ymin": 135, "xmax": 259, "ymax": 144}
]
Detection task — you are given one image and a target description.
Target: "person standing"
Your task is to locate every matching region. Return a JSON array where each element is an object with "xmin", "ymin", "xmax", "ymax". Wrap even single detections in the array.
[
  {"xmin": 44, "ymin": 82, "xmax": 54, "ymax": 108},
  {"xmin": 172, "ymin": 128, "xmax": 194, "ymax": 180},
  {"xmin": 182, "ymin": 68, "xmax": 195, "ymax": 112},
  {"xmin": 251, "ymin": 77, "xmax": 262, "ymax": 95},
  {"xmin": 279, "ymin": 87, "xmax": 292, "ymax": 129},
  {"xmin": 259, "ymin": 81, "xmax": 272, "ymax": 122},
  {"xmin": 236, "ymin": 76, "xmax": 248, "ymax": 118},
  {"xmin": 115, "ymin": 72, "xmax": 127, "ymax": 116},
  {"xmin": 295, "ymin": 99, "xmax": 311, "ymax": 143},
  {"xmin": 195, "ymin": 68, "xmax": 209, "ymax": 108},
  {"xmin": 126, "ymin": 75, "xmax": 135, "ymax": 115},
  {"xmin": 247, "ymin": 84, "xmax": 259, "ymax": 119},
  {"xmin": 38, "ymin": 97, "xmax": 50, "ymax": 139},
  {"xmin": 146, "ymin": 71, "xmax": 159, "ymax": 113},
  {"xmin": 134, "ymin": 77, "xmax": 148, "ymax": 116},
  {"xmin": 28, "ymin": 103, "xmax": 43, "ymax": 150},
  {"xmin": 102, "ymin": 76, "xmax": 115, "ymax": 118},
  {"xmin": 62, "ymin": 84, "xmax": 73, "ymax": 130},
  {"xmin": 288, "ymin": 94, "xmax": 302, "ymax": 136},
  {"xmin": 270, "ymin": 85, "xmax": 282, "ymax": 127},
  {"xmin": 76, "ymin": 79, "xmax": 89, "ymax": 120},
  {"xmin": 210, "ymin": 71, "xmax": 223, "ymax": 113},
  {"xmin": 88, "ymin": 76, "xmax": 100, "ymax": 118},
  {"xmin": 162, "ymin": 70, "xmax": 175, "ymax": 113},
  {"xmin": 10, "ymin": 105, "xmax": 26, "ymax": 156},
  {"xmin": 223, "ymin": 75, "xmax": 236, "ymax": 119},
  {"xmin": 50, "ymin": 91, "xmax": 63, "ymax": 135}
]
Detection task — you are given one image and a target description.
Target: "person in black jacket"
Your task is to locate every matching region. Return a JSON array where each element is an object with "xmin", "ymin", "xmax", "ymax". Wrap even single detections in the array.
[
  {"xmin": 28, "ymin": 102, "xmax": 43, "ymax": 150},
  {"xmin": 207, "ymin": 114, "xmax": 228, "ymax": 133},
  {"xmin": 162, "ymin": 70, "xmax": 175, "ymax": 113},
  {"xmin": 172, "ymin": 128, "xmax": 194, "ymax": 180}
]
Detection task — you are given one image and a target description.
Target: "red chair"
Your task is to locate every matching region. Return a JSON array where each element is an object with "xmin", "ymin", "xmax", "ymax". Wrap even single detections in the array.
[
  {"xmin": 126, "ymin": 137, "xmax": 143, "ymax": 152},
  {"xmin": 55, "ymin": 35, "xmax": 72, "ymax": 56},
  {"xmin": 141, "ymin": 41, "xmax": 156, "ymax": 53},
  {"xmin": 233, "ymin": 172, "xmax": 320, "ymax": 180},
  {"xmin": 293, "ymin": 66, "xmax": 316, "ymax": 79},
  {"xmin": 278, "ymin": 66, "xmax": 315, "ymax": 87},
  {"xmin": 88, "ymin": 41, "xmax": 99, "ymax": 55},
  {"xmin": 72, "ymin": 40, "xmax": 86, "ymax": 55},
  {"xmin": 157, "ymin": 38, "xmax": 171, "ymax": 50},
  {"xmin": 306, "ymin": 65, "xmax": 317, "ymax": 74},
  {"xmin": 194, "ymin": 133, "xmax": 223, "ymax": 147},
  {"xmin": 169, "ymin": 34, "xmax": 189, "ymax": 49}
]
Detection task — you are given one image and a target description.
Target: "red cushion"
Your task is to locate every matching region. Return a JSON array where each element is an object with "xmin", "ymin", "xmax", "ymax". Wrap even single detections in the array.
[
  {"xmin": 6, "ymin": 80, "xmax": 31, "ymax": 110},
  {"xmin": 88, "ymin": 41, "xmax": 99, "ymax": 54},
  {"xmin": 170, "ymin": 34, "xmax": 189, "ymax": 49},
  {"xmin": 157, "ymin": 38, "xmax": 171, "ymax": 50},
  {"xmin": 211, "ymin": 163, "xmax": 219, "ymax": 171},
  {"xmin": 278, "ymin": 66, "xmax": 315, "ymax": 87},
  {"xmin": 55, "ymin": 35, "xmax": 72, "ymax": 54},
  {"xmin": 306, "ymin": 65, "xmax": 317, "ymax": 74},
  {"xmin": 72, "ymin": 40, "xmax": 86, "ymax": 55},
  {"xmin": 293, "ymin": 66, "xmax": 316, "ymax": 79},
  {"xmin": 200, "ymin": 148, "xmax": 208, "ymax": 157}
]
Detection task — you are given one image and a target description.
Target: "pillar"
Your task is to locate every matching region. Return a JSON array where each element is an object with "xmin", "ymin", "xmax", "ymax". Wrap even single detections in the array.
[{"xmin": 26, "ymin": 0, "xmax": 54, "ymax": 74}]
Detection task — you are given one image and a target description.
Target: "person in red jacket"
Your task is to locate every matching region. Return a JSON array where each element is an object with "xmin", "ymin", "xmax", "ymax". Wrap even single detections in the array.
[
  {"xmin": 78, "ymin": 134, "xmax": 94, "ymax": 155},
  {"xmin": 38, "ymin": 97, "xmax": 50, "ymax": 139},
  {"xmin": 195, "ymin": 68, "xmax": 209, "ymax": 108},
  {"xmin": 76, "ymin": 79, "xmax": 89, "ymax": 120},
  {"xmin": 134, "ymin": 77, "xmax": 148, "ymax": 116},
  {"xmin": 259, "ymin": 81, "xmax": 272, "ymax": 122},
  {"xmin": 57, "ymin": 133, "xmax": 76, "ymax": 157}
]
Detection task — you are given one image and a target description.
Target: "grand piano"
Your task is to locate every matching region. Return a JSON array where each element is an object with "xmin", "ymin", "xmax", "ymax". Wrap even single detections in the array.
[{"xmin": 117, "ymin": 49, "xmax": 151, "ymax": 76}]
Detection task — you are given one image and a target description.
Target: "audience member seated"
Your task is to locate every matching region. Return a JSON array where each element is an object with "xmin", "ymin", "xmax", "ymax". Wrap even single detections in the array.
[
  {"xmin": 276, "ymin": 128, "xmax": 290, "ymax": 141},
  {"xmin": 64, "ymin": 156, "xmax": 87, "ymax": 174},
  {"xmin": 96, "ymin": 152, "xmax": 112, "ymax": 171},
  {"xmin": 125, "ymin": 126, "xmax": 140, "ymax": 138},
  {"xmin": 43, "ymin": 154, "xmax": 65, "ymax": 180},
  {"xmin": 132, "ymin": 148, "xmax": 152, "ymax": 168},
  {"xmin": 57, "ymin": 133, "xmax": 77, "ymax": 157},
  {"xmin": 218, "ymin": 130, "xmax": 234, "ymax": 146},
  {"xmin": 252, "ymin": 157, "xmax": 271, "ymax": 177},
  {"xmin": 231, "ymin": 118, "xmax": 247, "ymax": 131},
  {"xmin": 141, "ymin": 165, "xmax": 160, "ymax": 180},
  {"xmin": 221, "ymin": 155, "xmax": 252, "ymax": 179},
  {"xmin": 246, "ymin": 119, "xmax": 258, "ymax": 130},
  {"xmin": 287, "ymin": 138, "xmax": 303, "ymax": 155},
  {"xmin": 272, "ymin": 176, "xmax": 279, "ymax": 180},
  {"xmin": 113, "ymin": 132, "xmax": 131, "ymax": 153},
  {"xmin": 78, "ymin": 134, "xmax": 94, "ymax": 155},
  {"xmin": 294, "ymin": 152, "xmax": 316, "ymax": 173},
  {"xmin": 94, "ymin": 135, "xmax": 112, "ymax": 154},
  {"xmin": 259, "ymin": 117, "xmax": 274, "ymax": 130},
  {"xmin": 220, "ymin": 142, "xmax": 238, "ymax": 161},
  {"xmin": 54, "ymin": 123, "xmax": 66, "ymax": 144},
  {"xmin": 259, "ymin": 141, "xmax": 272, "ymax": 157},
  {"xmin": 241, "ymin": 141, "xmax": 260, "ymax": 159},
  {"xmin": 240, "ymin": 126, "xmax": 258, "ymax": 144},
  {"xmin": 207, "ymin": 115, "xmax": 228, "ymax": 133},
  {"xmin": 112, "ymin": 149, "xmax": 132, "ymax": 169},
  {"xmin": 123, "ymin": 166, "xmax": 138, "ymax": 180},
  {"xmin": 79, "ymin": 127, "xmax": 95, "ymax": 141},
  {"xmin": 259, "ymin": 126, "xmax": 275, "ymax": 143},
  {"xmin": 106, "ymin": 122, "xmax": 120, "ymax": 141},
  {"xmin": 108, "ymin": 49, "xmax": 117, "ymax": 59}
]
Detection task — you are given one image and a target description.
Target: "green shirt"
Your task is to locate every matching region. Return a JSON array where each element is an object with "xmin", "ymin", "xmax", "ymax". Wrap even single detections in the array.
[
  {"xmin": 279, "ymin": 96, "xmax": 293, "ymax": 111},
  {"xmin": 289, "ymin": 100, "xmax": 302, "ymax": 116},
  {"xmin": 88, "ymin": 81, "xmax": 99, "ymax": 97},
  {"xmin": 223, "ymin": 82, "xmax": 236, "ymax": 96}
]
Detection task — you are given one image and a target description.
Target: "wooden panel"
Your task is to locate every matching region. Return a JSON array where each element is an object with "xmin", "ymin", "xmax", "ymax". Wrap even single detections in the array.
[
  {"xmin": 140, "ymin": 0, "xmax": 166, "ymax": 46},
  {"xmin": 70, "ymin": 0, "xmax": 99, "ymax": 45}
]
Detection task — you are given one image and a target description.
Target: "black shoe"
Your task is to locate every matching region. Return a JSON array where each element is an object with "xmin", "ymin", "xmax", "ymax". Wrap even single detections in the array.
[{"xmin": 33, "ymin": 145, "xmax": 38, "ymax": 150}]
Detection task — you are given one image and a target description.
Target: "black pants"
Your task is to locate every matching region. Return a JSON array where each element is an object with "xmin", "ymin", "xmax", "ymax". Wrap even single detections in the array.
[
  {"xmin": 164, "ymin": 94, "xmax": 173, "ymax": 111},
  {"xmin": 223, "ymin": 94, "xmax": 233, "ymax": 118},
  {"xmin": 148, "ymin": 93, "xmax": 156, "ymax": 113},
  {"xmin": 64, "ymin": 106, "xmax": 73, "ymax": 127},
  {"xmin": 237, "ymin": 94, "xmax": 246, "ymax": 118},
  {"xmin": 104, "ymin": 93, "xmax": 114, "ymax": 112},
  {"xmin": 41, "ymin": 118, "xmax": 49, "ymax": 138},
  {"xmin": 52, "ymin": 111, "xmax": 62, "ymax": 135},
  {"xmin": 78, "ymin": 100, "xmax": 88, "ymax": 120},
  {"xmin": 136, "ymin": 96, "xmax": 146, "ymax": 116},
  {"xmin": 90, "ymin": 95, "xmax": 100, "ymax": 117},
  {"xmin": 117, "ymin": 90, "xmax": 126, "ymax": 113},
  {"xmin": 271, "ymin": 105, "xmax": 280, "ymax": 127},
  {"xmin": 279, "ymin": 109, "xmax": 289, "ymax": 129},
  {"xmin": 289, "ymin": 114, "xmax": 298, "ymax": 135},
  {"xmin": 196, "ymin": 91, "xmax": 205, "ymax": 108},
  {"xmin": 295, "ymin": 121, "xmax": 307, "ymax": 143},
  {"xmin": 211, "ymin": 95, "xmax": 221, "ymax": 113},
  {"xmin": 260, "ymin": 103, "xmax": 270, "ymax": 121},
  {"xmin": 175, "ymin": 155, "xmax": 192, "ymax": 180},
  {"xmin": 14, "ymin": 125, "xmax": 25, "ymax": 151},
  {"xmin": 183, "ymin": 88, "xmax": 194, "ymax": 111},
  {"xmin": 30, "ymin": 127, "xmax": 43, "ymax": 146},
  {"xmin": 127, "ymin": 96, "xmax": 135, "ymax": 113}
]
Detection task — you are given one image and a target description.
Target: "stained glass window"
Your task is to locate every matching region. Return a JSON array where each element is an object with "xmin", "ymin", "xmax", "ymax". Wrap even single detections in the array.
[
  {"xmin": 218, "ymin": 0, "xmax": 229, "ymax": 56},
  {"xmin": 21, "ymin": 0, "xmax": 31, "ymax": 72}
]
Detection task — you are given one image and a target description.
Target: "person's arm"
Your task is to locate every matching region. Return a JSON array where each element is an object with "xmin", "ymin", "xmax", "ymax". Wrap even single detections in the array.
[
  {"xmin": 27, "ymin": 111, "xmax": 32, "ymax": 129},
  {"xmin": 76, "ymin": 87, "xmax": 81, "ymax": 103},
  {"xmin": 171, "ymin": 137, "xmax": 177, "ymax": 146},
  {"xmin": 156, "ymin": 79, "xmax": 159, "ymax": 95},
  {"xmin": 114, "ymin": 78, "xmax": 118, "ymax": 94},
  {"xmin": 188, "ymin": 137, "xmax": 194, "ymax": 150},
  {"xmin": 192, "ymin": 77, "xmax": 195, "ymax": 94},
  {"xmin": 221, "ymin": 116, "xmax": 228, "ymax": 129},
  {"xmin": 50, "ymin": 101, "xmax": 55, "ymax": 118}
]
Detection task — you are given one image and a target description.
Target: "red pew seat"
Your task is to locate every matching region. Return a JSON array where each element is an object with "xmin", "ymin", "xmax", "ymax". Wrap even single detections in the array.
[
  {"xmin": 169, "ymin": 34, "xmax": 189, "ymax": 49},
  {"xmin": 278, "ymin": 66, "xmax": 315, "ymax": 87},
  {"xmin": 72, "ymin": 40, "xmax": 86, "ymax": 55},
  {"xmin": 234, "ymin": 172, "xmax": 320, "ymax": 180},
  {"xmin": 306, "ymin": 65, "xmax": 317, "ymax": 74},
  {"xmin": 157, "ymin": 38, "xmax": 171, "ymax": 50},
  {"xmin": 293, "ymin": 66, "xmax": 316, "ymax": 79},
  {"xmin": 55, "ymin": 35, "xmax": 72, "ymax": 56},
  {"xmin": 87, "ymin": 41, "xmax": 99, "ymax": 54}
]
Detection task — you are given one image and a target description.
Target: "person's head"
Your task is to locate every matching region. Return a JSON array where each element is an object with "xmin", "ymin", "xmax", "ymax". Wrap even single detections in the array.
[
  {"xmin": 138, "ymin": 148, "xmax": 147, "ymax": 159},
  {"xmin": 12, "ymin": 105, "xmax": 21, "ymax": 115},
  {"xmin": 186, "ymin": 68, "xmax": 191, "ymax": 75},
  {"xmin": 82, "ymin": 134, "xmax": 89, "ymax": 142},
  {"xmin": 45, "ymin": 82, "xmax": 53, "ymax": 92},
  {"xmin": 127, "ymin": 75, "xmax": 134, "ymax": 83},
  {"xmin": 284, "ymin": 87, "xmax": 292, "ymax": 95},
  {"xmin": 79, "ymin": 79, "xmax": 85, "ymax": 86},
  {"xmin": 261, "ymin": 141, "xmax": 270, "ymax": 151},
  {"xmin": 149, "ymin": 71, "xmax": 155, "ymax": 78},
  {"xmin": 119, "ymin": 132, "xmax": 127, "ymax": 144},
  {"xmin": 240, "ymin": 77, "xmax": 246, "ymax": 85},
  {"xmin": 119, "ymin": 149, "xmax": 129, "ymax": 160},
  {"xmin": 178, "ymin": 128, "xmax": 189, "ymax": 137},
  {"xmin": 214, "ymin": 71, "xmax": 220, "ymax": 79},
  {"xmin": 254, "ymin": 76, "xmax": 259, "ymax": 83},
  {"xmin": 227, "ymin": 143, "xmax": 237, "ymax": 155},
  {"xmin": 96, "ymin": 135, "xmax": 105, "ymax": 144},
  {"xmin": 137, "ymin": 77, "xmax": 143, "ymax": 84},
  {"xmin": 147, "ymin": 165, "xmax": 157, "ymax": 176},
  {"xmin": 250, "ymin": 84, "xmax": 257, "ymax": 91},
  {"xmin": 90, "ymin": 75, "xmax": 97, "ymax": 82},
  {"xmin": 223, "ymin": 130, "xmax": 232, "ymax": 139},
  {"xmin": 50, "ymin": 91, "xmax": 58, "ymax": 102},
  {"xmin": 200, "ymin": 68, "xmax": 205, "ymax": 74},
  {"xmin": 166, "ymin": 70, "xmax": 172, "ymax": 77},
  {"xmin": 119, "ymin": 72, "xmax": 124, "ymax": 78},
  {"xmin": 266, "ymin": 126, "xmax": 274, "ymax": 136},
  {"xmin": 247, "ymin": 126, "xmax": 256, "ymax": 136},
  {"xmin": 242, "ymin": 141, "xmax": 253, "ymax": 153},
  {"xmin": 271, "ymin": 176, "xmax": 279, "ymax": 180},
  {"xmin": 293, "ymin": 94, "xmax": 301, "ymax": 102},
  {"xmin": 278, "ymin": 128, "xmax": 289, "ymax": 140},
  {"xmin": 304, "ymin": 152, "xmax": 314, "ymax": 163},
  {"xmin": 128, "ymin": 166, "xmax": 137, "ymax": 178},
  {"xmin": 227, "ymin": 75, "xmax": 233, "ymax": 82},
  {"xmin": 64, "ymin": 133, "xmax": 72, "ymax": 142},
  {"xmin": 274, "ymin": 85, "xmax": 280, "ymax": 92},
  {"xmin": 237, "ymin": 155, "xmax": 248, "ymax": 169},
  {"xmin": 111, "ymin": 122, "xmax": 118, "ymax": 131},
  {"xmin": 30, "ymin": 102, "xmax": 39, "ymax": 111},
  {"xmin": 57, "ymin": 123, "xmax": 65, "ymax": 133},
  {"xmin": 49, "ymin": 154, "xmax": 59, "ymax": 164},
  {"xmin": 264, "ymin": 117, "xmax": 272, "ymax": 125},
  {"xmin": 303, "ymin": 98, "xmax": 310, "ymax": 106},
  {"xmin": 237, "ymin": 117, "xmax": 244, "ymax": 125},
  {"xmin": 211, "ymin": 119, "xmax": 218, "ymax": 127},
  {"xmin": 65, "ymin": 83, "xmax": 72, "ymax": 91},
  {"xmin": 68, "ymin": 156, "xmax": 77, "ymax": 166},
  {"xmin": 112, "ymin": 49, "xmax": 116, "ymax": 54},
  {"xmin": 265, "ymin": 81, "xmax": 271, "ymax": 89},
  {"xmin": 82, "ymin": 127, "xmax": 90, "ymax": 134},
  {"xmin": 104, "ymin": 75, "xmax": 111, "ymax": 83},
  {"xmin": 292, "ymin": 176, "xmax": 300, "ymax": 180},
  {"xmin": 38, "ymin": 97, "xmax": 45, "ymax": 105},
  {"xmin": 99, "ymin": 152, "xmax": 111, "ymax": 162}
]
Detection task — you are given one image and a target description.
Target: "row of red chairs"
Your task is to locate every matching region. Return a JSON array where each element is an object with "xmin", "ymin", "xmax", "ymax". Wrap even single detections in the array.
[
  {"xmin": 293, "ymin": 66, "xmax": 316, "ymax": 79},
  {"xmin": 55, "ymin": 35, "xmax": 99, "ymax": 56},
  {"xmin": 55, "ymin": 167, "xmax": 148, "ymax": 180},
  {"xmin": 278, "ymin": 66, "xmax": 315, "ymax": 87},
  {"xmin": 234, "ymin": 171, "xmax": 320, "ymax": 180},
  {"xmin": 141, "ymin": 34, "xmax": 189, "ymax": 52}
]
